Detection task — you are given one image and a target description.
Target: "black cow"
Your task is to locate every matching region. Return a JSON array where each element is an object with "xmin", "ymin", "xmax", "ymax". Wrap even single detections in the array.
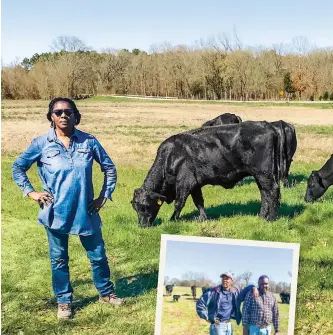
[
  {"xmin": 305, "ymin": 155, "xmax": 333, "ymax": 203},
  {"xmin": 203, "ymin": 116, "xmax": 297, "ymax": 188},
  {"xmin": 165, "ymin": 284, "xmax": 175, "ymax": 296},
  {"xmin": 202, "ymin": 113, "xmax": 242, "ymax": 127},
  {"xmin": 280, "ymin": 292, "xmax": 290, "ymax": 304},
  {"xmin": 270, "ymin": 120, "xmax": 297, "ymax": 187},
  {"xmin": 173, "ymin": 294, "xmax": 181, "ymax": 302},
  {"xmin": 131, "ymin": 121, "xmax": 282, "ymax": 227},
  {"xmin": 191, "ymin": 285, "xmax": 197, "ymax": 299},
  {"xmin": 201, "ymin": 286, "xmax": 211, "ymax": 294}
]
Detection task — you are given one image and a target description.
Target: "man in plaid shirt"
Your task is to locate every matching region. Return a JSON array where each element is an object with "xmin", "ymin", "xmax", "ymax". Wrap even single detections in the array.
[{"xmin": 242, "ymin": 275, "xmax": 280, "ymax": 335}]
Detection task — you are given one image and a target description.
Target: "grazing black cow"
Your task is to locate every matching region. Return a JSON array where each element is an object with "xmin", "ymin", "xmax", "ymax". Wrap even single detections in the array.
[
  {"xmin": 131, "ymin": 121, "xmax": 282, "ymax": 227},
  {"xmin": 270, "ymin": 120, "xmax": 297, "ymax": 187},
  {"xmin": 280, "ymin": 292, "xmax": 290, "ymax": 304},
  {"xmin": 173, "ymin": 294, "xmax": 181, "ymax": 302},
  {"xmin": 191, "ymin": 285, "xmax": 197, "ymax": 299},
  {"xmin": 165, "ymin": 284, "xmax": 175, "ymax": 296},
  {"xmin": 202, "ymin": 113, "xmax": 242, "ymax": 127},
  {"xmin": 305, "ymin": 155, "xmax": 333, "ymax": 203},
  {"xmin": 201, "ymin": 286, "xmax": 211, "ymax": 294},
  {"xmin": 203, "ymin": 116, "xmax": 297, "ymax": 188}
]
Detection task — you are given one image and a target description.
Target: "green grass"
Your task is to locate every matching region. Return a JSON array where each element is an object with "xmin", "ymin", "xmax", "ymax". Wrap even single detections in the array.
[
  {"xmin": 2, "ymin": 157, "xmax": 333, "ymax": 334},
  {"xmin": 161, "ymin": 287, "xmax": 289, "ymax": 335},
  {"xmin": 2, "ymin": 96, "xmax": 333, "ymax": 110},
  {"xmin": 86, "ymin": 96, "xmax": 333, "ymax": 109}
]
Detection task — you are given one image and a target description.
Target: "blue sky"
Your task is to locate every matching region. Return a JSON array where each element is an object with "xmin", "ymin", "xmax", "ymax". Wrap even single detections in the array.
[
  {"xmin": 164, "ymin": 240, "xmax": 294, "ymax": 284},
  {"xmin": 2, "ymin": 0, "xmax": 333, "ymax": 65}
]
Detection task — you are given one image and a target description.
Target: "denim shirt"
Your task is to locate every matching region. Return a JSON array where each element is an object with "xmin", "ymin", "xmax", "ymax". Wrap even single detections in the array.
[
  {"xmin": 12, "ymin": 128, "xmax": 117, "ymax": 235},
  {"xmin": 196, "ymin": 284, "xmax": 254, "ymax": 325}
]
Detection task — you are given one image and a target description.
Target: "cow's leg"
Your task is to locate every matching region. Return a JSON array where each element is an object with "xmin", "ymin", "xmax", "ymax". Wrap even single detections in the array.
[
  {"xmin": 191, "ymin": 186, "xmax": 207, "ymax": 221},
  {"xmin": 283, "ymin": 159, "xmax": 293, "ymax": 187},
  {"xmin": 268, "ymin": 181, "xmax": 280, "ymax": 220},
  {"xmin": 255, "ymin": 178, "xmax": 269, "ymax": 219},
  {"xmin": 255, "ymin": 176, "xmax": 280, "ymax": 221},
  {"xmin": 170, "ymin": 186, "xmax": 191, "ymax": 221},
  {"xmin": 170, "ymin": 197, "xmax": 187, "ymax": 221}
]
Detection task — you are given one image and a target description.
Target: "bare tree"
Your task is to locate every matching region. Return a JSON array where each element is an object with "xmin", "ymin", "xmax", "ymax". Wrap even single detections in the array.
[
  {"xmin": 242, "ymin": 271, "xmax": 253, "ymax": 286},
  {"xmin": 50, "ymin": 36, "xmax": 89, "ymax": 52}
]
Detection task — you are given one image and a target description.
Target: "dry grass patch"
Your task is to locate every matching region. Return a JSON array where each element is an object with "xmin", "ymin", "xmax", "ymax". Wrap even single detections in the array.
[{"xmin": 2, "ymin": 100, "xmax": 332, "ymax": 167}]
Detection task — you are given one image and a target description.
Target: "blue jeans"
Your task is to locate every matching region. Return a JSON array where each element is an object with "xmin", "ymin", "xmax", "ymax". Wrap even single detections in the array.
[
  {"xmin": 209, "ymin": 322, "xmax": 233, "ymax": 335},
  {"xmin": 248, "ymin": 324, "xmax": 272, "ymax": 335},
  {"xmin": 45, "ymin": 227, "xmax": 114, "ymax": 303}
]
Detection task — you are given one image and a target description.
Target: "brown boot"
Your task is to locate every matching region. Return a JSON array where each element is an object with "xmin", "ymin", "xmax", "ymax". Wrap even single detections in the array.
[
  {"xmin": 99, "ymin": 292, "xmax": 124, "ymax": 306},
  {"xmin": 57, "ymin": 303, "xmax": 72, "ymax": 320}
]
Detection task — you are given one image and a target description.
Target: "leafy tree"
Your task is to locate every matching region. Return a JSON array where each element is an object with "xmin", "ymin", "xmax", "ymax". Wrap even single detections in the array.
[
  {"xmin": 132, "ymin": 48, "xmax": 141, "ymax": 56},
  {"xmin": 283, "ymin": 72, "xmax": 295, "ymax": 94}
]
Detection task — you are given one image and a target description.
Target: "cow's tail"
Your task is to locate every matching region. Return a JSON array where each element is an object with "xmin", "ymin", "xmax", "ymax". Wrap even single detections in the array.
[{"xmin": 273, "ymin": 126, "xmax": 284, "ymax": 185}]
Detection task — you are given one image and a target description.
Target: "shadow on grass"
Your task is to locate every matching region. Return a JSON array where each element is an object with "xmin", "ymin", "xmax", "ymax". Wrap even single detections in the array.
[
  {"xmin": 21, "ymin": 273, "xmax": 159, "ymax": 314},
  {"xmin": 73, "ymin": 296, "xmax": 99, "ymax": 312},
  {"xmin": 115, "ymin": 271, "xmax": 158, "ymax": 298},
  {"xmin": 287, "ymin": 173, "xmax": 309, "ymax": 187},
  {"xmin": 234, "ymin": 173, "xmax": 308, "ymax": 188},
  {"xmin": 151, "ymin": 218, "xmax": 162, "ymax": 227},
  {"xmin": 180, "ymin": 201, "xmax": 305, "ymax": 221}
]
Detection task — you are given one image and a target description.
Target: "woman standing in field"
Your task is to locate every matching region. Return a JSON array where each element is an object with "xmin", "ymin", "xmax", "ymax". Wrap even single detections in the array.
[{"xmin": 12, "ymin": 97, "xmax": 123, "ymax": 320}]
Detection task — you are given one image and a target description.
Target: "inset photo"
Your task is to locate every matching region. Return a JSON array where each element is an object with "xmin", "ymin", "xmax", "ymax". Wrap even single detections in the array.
[{"xmin": 155, "ymin": 235, "xmax": 300, "ymax": 335}]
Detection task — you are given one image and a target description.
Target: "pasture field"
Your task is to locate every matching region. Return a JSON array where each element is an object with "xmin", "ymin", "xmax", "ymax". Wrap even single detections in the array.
[
  {"xmin": 161, "ymin": 286, "xmax": 289, "ymax": 335},
  {"xmin": 1, "ymin": 98, "xmax": 333, "ymax": 334}
]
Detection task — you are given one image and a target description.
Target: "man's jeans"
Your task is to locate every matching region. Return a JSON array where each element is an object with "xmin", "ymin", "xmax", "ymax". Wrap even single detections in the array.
[
  {"xmin": 45, "ymin": 227, "xmax": 114, "ymax": 303},
  {"xmin": 248, "ymin": 324, "xmax": 272, "ymax": 335},
  {"xmin": 209, "ymin": 322, "xmax": 233, "ymax": 335}
]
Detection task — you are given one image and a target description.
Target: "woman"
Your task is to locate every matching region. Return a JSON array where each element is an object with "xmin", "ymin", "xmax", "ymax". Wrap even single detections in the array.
[{"xmin": 12, "ymin": 97, "xmax": 123, "ymax": 320}]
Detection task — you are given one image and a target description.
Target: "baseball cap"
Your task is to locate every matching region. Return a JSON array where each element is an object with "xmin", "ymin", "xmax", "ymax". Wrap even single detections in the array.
[{"xmin": 220, "ymin": 272, "xmax": 233, "ymax": 280}]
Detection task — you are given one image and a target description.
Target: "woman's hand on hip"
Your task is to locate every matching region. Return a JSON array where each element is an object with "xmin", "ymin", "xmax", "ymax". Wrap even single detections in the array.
[
  {"xmin": 88, "ymin": 197, "xmax": 107, "ymax": 214},
  {"xmin": 28, "ymin": 191, "xmax": 53, "ymax": 207}
]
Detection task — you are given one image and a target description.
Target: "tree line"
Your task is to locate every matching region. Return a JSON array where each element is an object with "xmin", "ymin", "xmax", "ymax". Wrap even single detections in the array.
[
  {"xmin": 165, "ymin": 271, "xmax": 291, "ymax": 294},
  {"xmin": 2, "ymin": 35, "xmax": 333, "ymax": 101}
]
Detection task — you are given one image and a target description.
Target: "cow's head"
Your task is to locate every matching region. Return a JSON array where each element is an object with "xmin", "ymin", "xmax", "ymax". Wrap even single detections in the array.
[
  {"xmin": 305, "ymin": 171, "xmax": 327, "ymax": 203},
  {"xmin": 131, "ymin": 187, "xmax": 167, "ymax": 227}
]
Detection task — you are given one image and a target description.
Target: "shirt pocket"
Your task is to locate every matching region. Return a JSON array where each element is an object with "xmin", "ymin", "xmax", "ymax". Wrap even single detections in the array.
[
  {"xmin": 46, "ymin": 150, "xmax": 61, "ymax": 158},
  {"xmin": 41, "ymin": 149, "xmax": 61, "ymax": 165},
  {"xmin": 76, "ymin": 147, "xmax": 92, "ymax": 161}
]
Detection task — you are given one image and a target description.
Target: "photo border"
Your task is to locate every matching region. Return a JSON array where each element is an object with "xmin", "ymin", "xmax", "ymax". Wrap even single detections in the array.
[{"xmin": 155, "ymin": 234, "xmax": 300, "ymax": 335}]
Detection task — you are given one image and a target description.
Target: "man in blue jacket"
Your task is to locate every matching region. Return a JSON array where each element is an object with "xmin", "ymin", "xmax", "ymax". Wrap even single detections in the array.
[{"xmin": 196, "ymin": 272, "xmax": 257, "ymax": 335}]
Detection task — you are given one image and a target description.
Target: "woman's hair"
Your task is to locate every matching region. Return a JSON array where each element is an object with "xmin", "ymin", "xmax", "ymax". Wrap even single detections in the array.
[{"xmin": 47, "ymin": 97, "xmax": 81, "ymax": 125}]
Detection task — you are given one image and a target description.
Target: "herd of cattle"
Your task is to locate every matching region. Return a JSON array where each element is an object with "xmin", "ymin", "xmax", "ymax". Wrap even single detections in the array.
[
  {"xmin": 165, "ymin": 284, "xmax": 291, "ymax": 304},
  {"xmin": 131, "ymin": 113, "xmax": 332, "ymax": 227}
]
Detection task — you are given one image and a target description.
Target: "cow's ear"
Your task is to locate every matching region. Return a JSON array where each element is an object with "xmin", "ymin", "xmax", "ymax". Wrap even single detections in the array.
[
  {"xmin": 317, "ymin": 175, "xmax": 326, "ymax": 188},
  {"xmin": 149, "ymin": 192, "xmax": 167, "ymax": 204}
]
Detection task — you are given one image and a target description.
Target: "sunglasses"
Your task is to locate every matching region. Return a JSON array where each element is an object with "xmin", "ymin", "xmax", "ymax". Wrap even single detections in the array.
[{"xmin": 52, "ymin": 109, "xmax": 74, "ymax": 117}]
